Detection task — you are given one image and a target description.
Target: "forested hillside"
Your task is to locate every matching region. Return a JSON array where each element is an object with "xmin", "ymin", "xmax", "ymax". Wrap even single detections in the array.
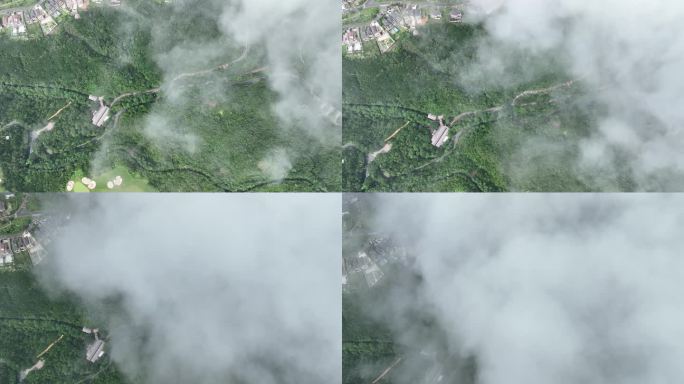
[
  {"xmin": 0, "ymin": 1, "xmax": 340, "ymax": 192},
  {"xmin": 342, "ymin": 22, "xmax": 612, "ymax": 192}
]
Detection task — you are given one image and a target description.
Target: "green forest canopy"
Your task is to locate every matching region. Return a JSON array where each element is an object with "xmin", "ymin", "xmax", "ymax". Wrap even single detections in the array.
[{"xmin": 0, "ymin": 1, "xmax": 339, "ymax": 192}]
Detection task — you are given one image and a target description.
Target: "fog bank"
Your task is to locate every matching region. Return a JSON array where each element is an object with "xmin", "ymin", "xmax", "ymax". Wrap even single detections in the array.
[{"xmin": 38, "ymin": 194, "xmax": 341, "ymax": 384}]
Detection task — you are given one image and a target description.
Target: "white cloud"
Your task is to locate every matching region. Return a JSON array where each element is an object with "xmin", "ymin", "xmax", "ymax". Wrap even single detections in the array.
[
  {"xmin": 466, "ymin": 0, "xmax": 684, "ymax": 189},
  {"xmin": 39, "ymin": 194, "xmax": 341, "ymax": 384},
  {"xmin": 373, "ymin": 194, "xmax": 684, "ymax": 383}
]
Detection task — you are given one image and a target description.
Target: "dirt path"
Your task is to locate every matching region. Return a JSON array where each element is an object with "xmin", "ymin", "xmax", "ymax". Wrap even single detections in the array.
[
  {"xmin": 446, "ymin": 79, "xmax": 576, "ymax": 128},
  {"xmin": 29, "ymin": 102, "xmax": 72, "ymax": 150},
  {"xmin": 31, "ymin": 122, "xmax": 54, "ymax": 141},
  {"xmin": 371, "ymin": 357, "xmax": 403, "ymax": 384},
  {"xmin": 110, "ymin": 47, "xmax": 255, "ymax": 107},
  {"xmin": 0, "ymin": 120, "xmax": 22, "ymax": 132},
  {"xmin": 512, "ymin": 79, "xmax": 577, "ymax": 106},
  {"xmin": 110, "ymin": 87, "xmax": 160, "ymax": 107},
  {"xmin": 36, "ymin": 334, "xmax": 64, "ymax": 359},
  {"xmin": 448, "ymin": 106, "xmax": 502, "ymax": 127},
  {"xmin": 19, "ymin": 359, "xmax": 45, "ymax": 382},
  {"xmin": 366, "ymin": 143, "xmax": 392, "ymax": 177},
  {"xmin": 169, "ymin": 46, "xmax": 251, "ymax": 84},
  {"xmin": 74, "ymin": 110, "xmax": 123, "ymax": 149},
  {"xmin": 74, "ymin": 360, "xmax": 113, "ymax": 384},
  {"xmin": 368, "ymin": 143, "xmax": 392, "ymax": 164},
  {"xmin": 47, "ymin": 101, "xmax": 72, "ymax": 121},
  {"xmin": 384, "ymin": 121, "xmax": 410, "ymax": 142}
]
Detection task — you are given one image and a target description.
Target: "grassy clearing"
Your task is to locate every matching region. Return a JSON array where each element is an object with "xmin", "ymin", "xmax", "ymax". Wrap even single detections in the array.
[{"xmin": 68, "ymin": 164, "xmax": 155, "ymax": 192}]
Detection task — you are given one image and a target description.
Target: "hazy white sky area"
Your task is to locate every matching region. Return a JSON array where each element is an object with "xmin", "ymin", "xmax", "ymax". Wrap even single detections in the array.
[
  {"xmin": 464, "ymin": 0, "xmax": 684, "ymax": 190},
  {"xmin": 38, "ymin": 193, "xmax": 341, "ymax": 384},
  {"xmin": 374, "ymin": 194, "xmax": 684, "ymax": 383},
  {"xmin": 220, "ymin": 0, "xmax": 341, "ymax": 142}
]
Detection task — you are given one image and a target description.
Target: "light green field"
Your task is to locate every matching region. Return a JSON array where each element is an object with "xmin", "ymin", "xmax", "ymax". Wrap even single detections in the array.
[{"xmin": 68, "ymin": 165, "xmax": 156, "ymax": 193}]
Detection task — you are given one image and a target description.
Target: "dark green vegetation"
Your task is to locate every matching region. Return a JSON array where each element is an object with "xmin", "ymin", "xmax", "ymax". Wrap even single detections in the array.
[
  {"xmin": 0, "ymin": 270, "xmax": 127, "ymax": 383},
  {"xmin": 343, "ymin": 263, "xmax": 477, "ymax": 384},
  {"xmin": 343, "ymin": 194, "xmax": 478, "ymax": 383},
  {"xmin": 0, "ymin": 193, "xmax": 32, "ymax": 235},
  {"xmin": 0, "ymin": 4, "xmax": 157, "ymax": 191},
  {"xmin": 343, "ymin": 22, "xmax": 612, "ymax": 191},
  {"xmin": 343, "ymin": 289, "xmax": 396, "ymax": 384},
  {"xmin": 0, "ymin": 1, "xmax": 339, "ymax": 192},
  {"xmin": 0, "ymin": 215, "xmax": 30, "ymax": 235},
  {"xmin": 343, "ymin": 8, "xmax": 379, "ymax": 26}
]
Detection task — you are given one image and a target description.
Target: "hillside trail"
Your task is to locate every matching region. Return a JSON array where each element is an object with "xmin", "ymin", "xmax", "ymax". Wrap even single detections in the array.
[{"xmin": 111, "ymin": 46, "xmax": 253, "ymax": 107}]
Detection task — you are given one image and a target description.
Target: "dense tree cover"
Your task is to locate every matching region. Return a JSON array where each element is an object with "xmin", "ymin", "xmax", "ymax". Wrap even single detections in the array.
[
  {"xmin": 0, "ymin": 216, "xmax": 30, "ymax": 235},
  {"xmin": 343, "ymin": 289, "xmax": 397, "ymax": 384},
  {"xmin": 0, "ymin": 4, "xmax": 158, "ymax": 191},
  {"xmin": 0, "ymin": 8, "xmax": 159, "ymax": 96},
  {"xmin": 0, "ymin": 91, "xmax": 97, "ymax": 191},
  {"xmin": 342, "ymin": 22, "xmax": 612, "ymax": 191},
  {"xmin": 343, "ymin": 25, "xmax": 504, "ymax": 114},
  {"xmin": 343, "ymin": 261, "xmax": 478, "ymax": 384},
  {"xmin": 106, "ymin": 80, "xmax": 340, "ymax": 192},
  {"xmin": 0, "ymin": 270, "xmax": 128, "ymax": 383},
  {"xmin": 0, "ymin": 1, "xmax": 339, "ymax": 191}
]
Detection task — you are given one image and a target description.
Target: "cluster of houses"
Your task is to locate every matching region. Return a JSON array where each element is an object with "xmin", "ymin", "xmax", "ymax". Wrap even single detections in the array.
[
  {"xmin": 0, "ymin": 11, "xmax": 26, "ymax": 36},
  {"xmin": 343, "ymin": 3, "xmax": 464, "ymax": 55},
  {"xmin": 0, "ymin": 0, "xmax": 80, "ymax": 38},
  {"xmin": 341, "ymin": 0, "xmax": 365, "ymax": 11},
  {"xmin": 342, "ymin": 250, "xmax": 385, "ymax": 288},
  {"xmin": 0, "ymin": 239, "xmax": 13, "ymax": 265},
  {"xmin": 0, "ymin": 193, "xmax": 50, "ymax": 267},
  {"xmin": 342, "ymin": 236, "xmax": 407, "ymax": 289},
  {"xmin": 44, "ymin": 0, "xmax": 90, "ymax": 17},
  {"xmin": 0, "ymin": 0, "xmax": 114, "ymax": 38},
  {"xmin": 0, "ymin": 231, "xmax": 46, "ymax": 266}
]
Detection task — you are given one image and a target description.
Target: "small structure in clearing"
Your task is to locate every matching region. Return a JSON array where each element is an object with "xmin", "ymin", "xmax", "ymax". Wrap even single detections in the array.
[
  {"xmin": 91, "ymin": 97, "xmax": 110, "ymax": 127},
  {"xmin": 431, "ymin": 125, "xmax": 449, "ymax": 148},
  {"xmin": 85, "ymin": 329, "xmax": 105, "ymax": 363},
  {"xmin": 427, "ymin": 114, "xmax": 450, "ymax": 148}
]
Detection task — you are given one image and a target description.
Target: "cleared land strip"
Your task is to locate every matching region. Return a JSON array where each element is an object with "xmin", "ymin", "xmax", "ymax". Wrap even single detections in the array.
[{"xmin": 372, "ymin": 357, "xmax": 403, "ymax": 384}]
